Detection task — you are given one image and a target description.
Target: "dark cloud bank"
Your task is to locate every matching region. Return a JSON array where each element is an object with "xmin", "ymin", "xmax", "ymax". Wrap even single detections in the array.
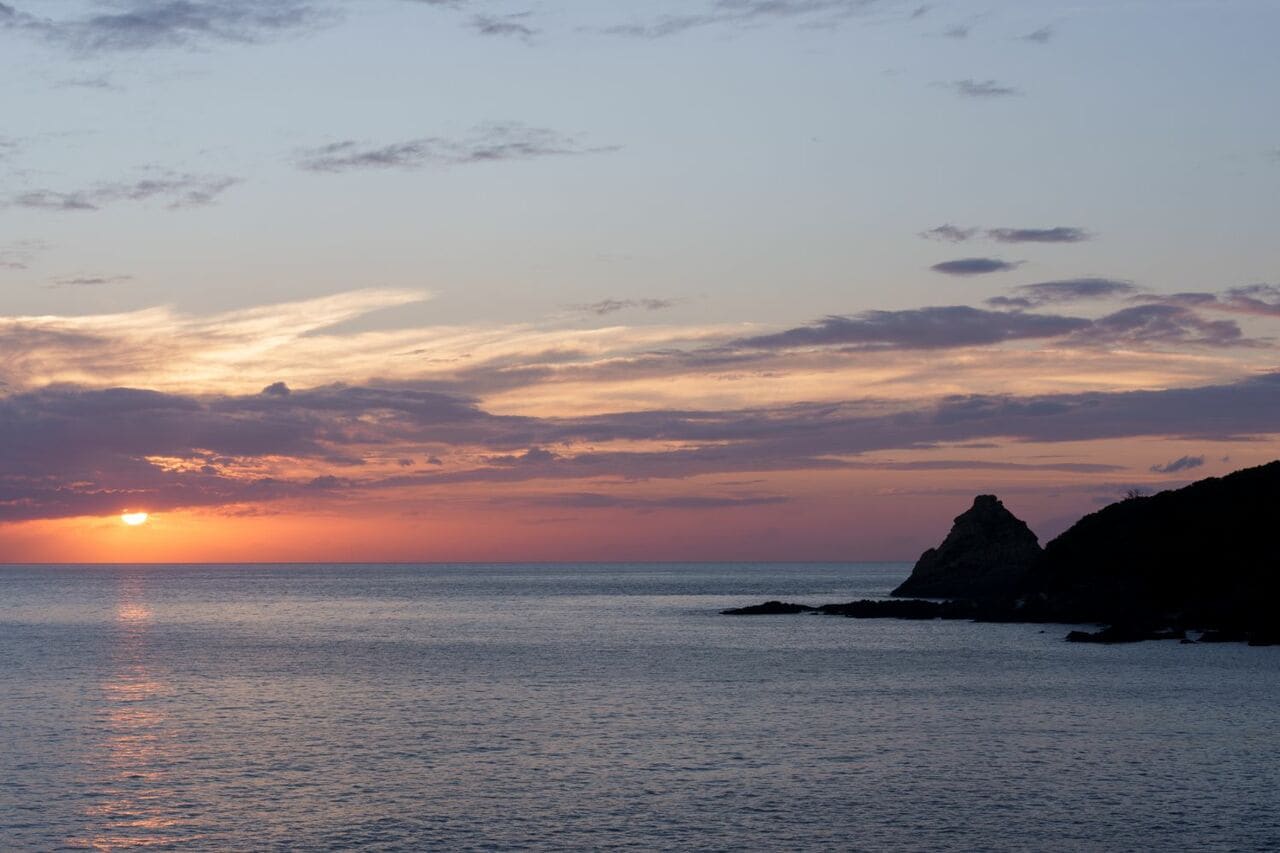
[
  {"xmin": 736, "ymin": 306, "xmax": 1086, "ymax": 350},
  {"xmin": 748, "ymin": 302, "xmax": 1264, "ymax": 351},
  {"xmin": 2, "ymin": 372, "xmax": 1278, "ymax": 521}
]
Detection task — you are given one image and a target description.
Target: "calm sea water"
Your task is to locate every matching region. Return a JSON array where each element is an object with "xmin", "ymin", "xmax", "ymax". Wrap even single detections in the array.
[{"xmin": 1, "ymin": 563, "xmax": 1277, "ymax": 851}]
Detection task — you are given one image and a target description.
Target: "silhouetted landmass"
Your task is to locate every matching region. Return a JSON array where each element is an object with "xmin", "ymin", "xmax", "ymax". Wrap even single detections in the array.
[
  {"xmin": 1028, "ymin": 460, "xmax": 1280, "ymax": 639},
  {"xmin": 818, "ymin": 599, "xmax": 969, "ymax": 619},
  {"xmin": 723, "ymin": 599, "xmax": 978, "ymax": 618},
  {"xmin": 722, "ymin": 601, "xmax": 816, "ymax": 615},
  {"xmin": 1065, "ymin": 626, "xmax": 1187, "ymax": 644},
  {"xmin": 724, "ymin": 460, "xmax": 1280, "ymax": 644},
  {"xmin": 891, "ymin": 494, "xmax": 1042, "ymax": 598}
]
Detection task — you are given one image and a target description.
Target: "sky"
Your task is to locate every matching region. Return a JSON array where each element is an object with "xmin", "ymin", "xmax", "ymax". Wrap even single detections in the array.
[{"xmin": 1, "ymin": 0, "xmax": 1278, "ymax": 562}]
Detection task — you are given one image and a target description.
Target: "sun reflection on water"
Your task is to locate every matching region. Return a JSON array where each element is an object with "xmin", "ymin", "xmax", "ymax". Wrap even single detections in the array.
[{"xmin": 66, "ymin": 575, "xmax": 204, "ymax": 851}]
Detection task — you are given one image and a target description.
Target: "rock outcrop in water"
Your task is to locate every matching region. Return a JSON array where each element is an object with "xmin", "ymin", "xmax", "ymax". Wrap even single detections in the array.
[
  {"xmin": 724, "ymin": 459, "xmax": 1280, "ymax": 645},
  {"xmin": 890, "ymin": 494, "xmax": 1041, "ymax": 599},
  {"xmin": 722, "ymin": 601, "xmax": 816, "ymax": 615}
]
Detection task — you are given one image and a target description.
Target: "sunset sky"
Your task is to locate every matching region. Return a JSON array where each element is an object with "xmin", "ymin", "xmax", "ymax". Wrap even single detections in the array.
[{"xmin": 1, "ymin": 0, "xmax": 1278, "ymax": 561}]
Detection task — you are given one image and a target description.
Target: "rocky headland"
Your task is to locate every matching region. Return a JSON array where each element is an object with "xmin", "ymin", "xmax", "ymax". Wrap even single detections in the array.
[
  {"xmin": 889, "ymin": 494, "xmax": 1041, "ymax": 599},
  {"xmin": 724, "ymin": 460, "xmax": 1280, "ymax": 645}
]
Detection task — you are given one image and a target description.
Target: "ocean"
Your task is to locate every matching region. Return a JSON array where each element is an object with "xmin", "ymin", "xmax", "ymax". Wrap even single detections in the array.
[{"xmin": 1, "ymin": 563, "xmax": 1277, "ymax": 851}]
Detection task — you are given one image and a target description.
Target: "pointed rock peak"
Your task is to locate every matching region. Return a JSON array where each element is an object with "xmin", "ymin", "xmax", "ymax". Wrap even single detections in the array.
[
  {"xmin": 891, "ymin": 494, "xmax": 1041, "ymax": 600},
  {"xmin": 965, "ymin": 494, "xmax": 1014, "ymax": 516}
]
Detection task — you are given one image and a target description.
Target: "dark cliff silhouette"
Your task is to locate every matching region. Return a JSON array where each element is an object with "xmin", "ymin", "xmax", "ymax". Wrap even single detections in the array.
[
  {"xmin": 725, "ymin": 460, "xmax": 1280, "ymax": 644},
  {"xmin": 1028, "ymin": 459, "xmax": 1280, "ymax": 637},
  {"xmin": 891, "ymin": 494, "xmax": 1042, "ymax": 599}
]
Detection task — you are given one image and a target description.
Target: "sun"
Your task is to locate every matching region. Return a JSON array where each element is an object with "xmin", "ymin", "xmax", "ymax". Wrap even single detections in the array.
[{"xmin": 120, "ymin": 511, "xmax": 150, "ymax": 527}]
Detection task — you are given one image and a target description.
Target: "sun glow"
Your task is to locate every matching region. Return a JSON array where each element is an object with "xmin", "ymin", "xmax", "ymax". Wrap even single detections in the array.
[{"xmin": 120, "ymin": 511, "xmax": 150, "ymax": 527}]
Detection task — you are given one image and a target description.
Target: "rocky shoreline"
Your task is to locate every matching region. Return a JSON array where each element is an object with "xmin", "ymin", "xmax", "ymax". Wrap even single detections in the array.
[
  {"xmin": 721, "ymin": 599, "xmax": 1280, "ymax": 644},
  {"xmin": 723, "ymin": 461, "xmax": 1280, "ymax": 645}
]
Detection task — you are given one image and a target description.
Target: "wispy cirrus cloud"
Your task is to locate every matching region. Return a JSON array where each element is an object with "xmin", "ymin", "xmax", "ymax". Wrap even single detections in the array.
[
  {"xmin": 55, "ymin": 73, "xmax": 118, "ymax": 90},
  {"xmin": 931, "ymin": 257, "xmax": 1020, "ymax": 276},
  {"xmin": 987, "ymin": 277, "xmax": 1137, "ymax": 310},
  {"xmin": 0, "ymin": 288, "xmax": 431, "ymax": 391},
  {"xmin": 296, "ymin": 123, "xmax": 619, "ymax": 172},
  {"xmin": 947, "ymin": 78, "xmax": 1021, "ymax": 98},
  {"xmin": 0, "ymin": 288, "xmax": 759, "ymax": 400},
  {"xmin": 1136, "ymin": 284, "xmax": 1280, "ymax": 319},
  {"xmin": 3, "ymin": 286, "xmax": 1266, "ymax": 416},
  {"xmin": 470, "ymin": 11, "xmax": 537, "ymax": 39},
  {"xmin": 599, "ymin": 0, "xmax": 892, "ymax": 38},
  {"xmin": 0, "ymin": 0, "xmax": 328, "ymax": 53},
  {"xmin": 7, "ymin": 173, "xmax": 239, "ymax": 211},
  {"xmin": 0, "ymin": 239, "xmax": 48, "ymax": 270},
  {"xmin": 505, "ymin": 492, "xmax": 791, "ymax": 511},
  {"xmin": 571, "ymin": 298, "xmax": 677, "ymax": 316},
  {"xmin": 1021, "ymin": 25, "xmax": 1053, "ymax": 44},
  {"xmin": 46, "ymin": 274, "xmax": 134, "ymax": 288}
]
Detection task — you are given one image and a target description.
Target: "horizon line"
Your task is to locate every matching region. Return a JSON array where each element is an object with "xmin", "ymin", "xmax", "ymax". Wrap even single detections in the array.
[{"xmin": 0, "ymin": 559, "xmax": 913, "ymax": 567}]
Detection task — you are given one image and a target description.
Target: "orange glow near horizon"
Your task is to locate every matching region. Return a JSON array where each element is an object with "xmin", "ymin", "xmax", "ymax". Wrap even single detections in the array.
[{"xmin": 0, "ymin": 437, "xmax": 1273, "ymax": 563}]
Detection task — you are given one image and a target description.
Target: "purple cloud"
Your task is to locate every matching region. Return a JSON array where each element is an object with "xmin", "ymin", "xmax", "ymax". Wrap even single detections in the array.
[
  {"xmin": 1070, "ymin": 304, "xmax": 1259, "ymax": 349},
  {"xmin": 736, "ymin": 306, "xmax": 1089, "ymax": 350},
  {"xmin": 1137, "ymin": 284, "xmax": 1280, "ymax": 318},
  {"xmin": 920, "ymin": 225, "xmax": 1090, "ymax": 244},
  {"xmin": 987, "ymin": 278, "xmax": 1137, "ymax": 309},
  {"xmin": 919, "ymin": 224, "xmax": 979, "ymax": 242},
  {"xmin": 931, "ymin": 257, "xmax": 1020, "ymax": 276},
  {"xmin": 987, "ymin": 227, "xmax": 1088, "ymax": 243},
  {"xmin": 1150, "ymin": 455, "xmax": 1205, "ymax": 474},
  {"xmin": 2, "ymin": 373, "xmax": 1279, "ymax": 521}
]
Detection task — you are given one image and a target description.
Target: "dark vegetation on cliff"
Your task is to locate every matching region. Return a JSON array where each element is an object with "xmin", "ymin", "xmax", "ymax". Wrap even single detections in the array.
[
  {"xmin": 1030, "ymin": 460, "xmax": 1280, "ymax": 634},
  {"xmin": 724, "ymin": 460, "xmax": 1280, "ymax": 645}
]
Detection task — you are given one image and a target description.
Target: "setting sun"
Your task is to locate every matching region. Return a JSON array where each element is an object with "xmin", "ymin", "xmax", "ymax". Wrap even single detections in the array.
[{"xmin": 120, "ymin": 511, "xmax": 149, "ymax": 527}]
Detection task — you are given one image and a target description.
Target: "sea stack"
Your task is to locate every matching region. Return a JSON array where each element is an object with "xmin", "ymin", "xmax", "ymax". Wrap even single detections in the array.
[{"xmin": 891, "ymin": 494, "xmax": 1041, "ymax": 599}]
